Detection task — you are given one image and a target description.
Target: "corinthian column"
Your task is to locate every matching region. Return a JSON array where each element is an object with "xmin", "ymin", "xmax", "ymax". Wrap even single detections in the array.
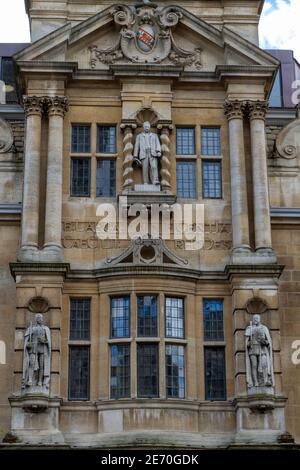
[
  {"xmin": 224, "ymin": 100, "xmax": 250, "ymax": 253},
  {"xmin": 19, "ymin": 96, "xmax": 44, "ymax": 260},
  {"xmin": 43, "ymin": 96, "xmax": 68, "ymax": 260},
  {"xmin": 248, "ymin": 101, "xmax": 273, "ymax": 253}
]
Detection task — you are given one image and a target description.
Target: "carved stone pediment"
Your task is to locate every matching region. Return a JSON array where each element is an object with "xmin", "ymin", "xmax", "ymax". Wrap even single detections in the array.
[
  {"xmin": 105, "ymin": 237, "xmax": 188, "ymax": 267},
  {"xmin": 89, "ymin": 4, "xmax": 202, "ymax": 69}
]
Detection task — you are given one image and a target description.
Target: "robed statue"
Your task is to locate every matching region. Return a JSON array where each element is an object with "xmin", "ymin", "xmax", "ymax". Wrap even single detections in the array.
[
  {"xmin": 22, "ymin": 313, "xmax": 51, "ymax": 393},
  {"xmin": 245, "ymin": 314, "xmax": 274, "ymax": 389},
  {"xmin": 134, "ymin": 121, "xmax": 162, "ymax": 185}
]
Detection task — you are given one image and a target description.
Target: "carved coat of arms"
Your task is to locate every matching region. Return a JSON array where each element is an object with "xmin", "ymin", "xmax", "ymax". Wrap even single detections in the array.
[{"xmin": 89, "ymin": 4, "xmax": 202, "ymax": 69}]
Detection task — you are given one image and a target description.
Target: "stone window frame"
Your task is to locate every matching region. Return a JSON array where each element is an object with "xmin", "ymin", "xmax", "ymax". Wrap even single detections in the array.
[
  {"xmin": 67, "ymin": 296, "xmax": 92, "ymax": 401},
  {"xmin": 69, "ymin": 122, "xmax": 118, "ymax": 199}
]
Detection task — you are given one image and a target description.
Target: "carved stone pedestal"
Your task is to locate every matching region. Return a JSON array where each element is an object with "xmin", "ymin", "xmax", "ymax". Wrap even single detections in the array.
[
  {"xmin": 119, "ymin": 192, "xmax": 177, "ymax": 207},
  {"xmin": 9, "ymin": 396, "xmax": 64, "ymax": 445},
  {"xmin": 234, "ymin": 396, "xmax": 287, "ymax": 444}
]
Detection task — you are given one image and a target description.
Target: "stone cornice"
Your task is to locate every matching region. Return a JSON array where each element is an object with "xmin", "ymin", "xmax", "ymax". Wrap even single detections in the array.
[{"xmin": 10, "ymin": 262, "xmax": 70, "ymax": 280}]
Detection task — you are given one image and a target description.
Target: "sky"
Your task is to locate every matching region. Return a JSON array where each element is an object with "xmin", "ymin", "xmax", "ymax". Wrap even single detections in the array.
[{"xmin": 0, "ymin": 0, "xmax": 299, "ymax": 62}]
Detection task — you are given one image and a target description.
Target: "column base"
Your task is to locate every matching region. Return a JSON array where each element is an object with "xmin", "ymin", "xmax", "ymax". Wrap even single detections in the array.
[
  {"xmin": 230, "ymin": 247, "xmax": 277, "ymax": 265},
  {"xmin": 17, "ymin": 245, "xmax": 64, "ymax": 263},
  {"xmin": 42, "ymin": 245, "xmax": 64, "ymax": 262}
]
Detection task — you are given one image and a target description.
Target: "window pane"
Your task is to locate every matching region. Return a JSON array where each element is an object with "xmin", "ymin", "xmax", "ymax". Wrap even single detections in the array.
[
  {"xmin": 269, "ymin": 69, "xmax": 283, "ymax": 107},
  {"xmin": 176, "ymin": 161, "xmax": 196, "ymax": 198},
  {"xmin": 203, "ymin": 299, "xmax": 224, "ymax": 341},
  {"xmin": 176, "ymin": 127, "xmax": 195, "ymax": 155},
  {"xmin": 97, "ymin": 125, "xmax": 116, "ymax": 153},
  {"xmin": 165, "ymin": 345, "xmax": 185, "ymax": 398},
  {"xmin": 96, "ymin": 159, "xmax": 116, "ymax": 197},
  {"xmin": 110, "ymin": 344, "xmax": 130, "ymax": 399},
  {"xmin": 71, "ymin": 158, "xmax": 90, "ymax": 196},
  {"xmin": 137, "ymin": 344, "xmax": 159, "ymax": 398},
  {"xmin": 137, "ymin": 296, "xmax": 158, "ymax": 337},
  {"xmin": 165, "ymin": 297, "xmax": 184, "ymax": 338},
  {"xmin": 205, "ymin": 347, "xmax": 226, "ymax": 401},
  {"xmin": 202, "ymin": 160, "xmax": 222, "ymax": 199},
  {"xmin": 201, "ymin": 128, "xmax": 221, "ymax": 156},
  {"xmin": 71, "ymin": 125, "xmax": 91, "ymax": 153},
  {"xmin": 68, "ymin": 346, "xmax": 90, "ymax": 400},
  {"xmin": 70, "ymin": 299, "xmax": 90, "ymax": 340},
  {"xmin": 111, "ymin": 297, "xmax": 130, "ymax": 338}
]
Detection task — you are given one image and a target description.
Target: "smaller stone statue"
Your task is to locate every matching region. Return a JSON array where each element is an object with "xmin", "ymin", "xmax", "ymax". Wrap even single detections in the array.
[
  {"xmin": 22, "ymin": 313, "xmax": 51, "ymax": 393},
  {"xmin": 134, "ymin": 121, "xmax": 162, "ymax": 186},
  {"xmin": 245, "ymin": 314, "xmax": 274, "ymax": 390}
]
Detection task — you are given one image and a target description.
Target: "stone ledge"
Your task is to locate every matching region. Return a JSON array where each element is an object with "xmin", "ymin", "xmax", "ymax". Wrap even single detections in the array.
[{"xmin": 10, "ymin": 262, "xmax": 70, "ymax": 279}]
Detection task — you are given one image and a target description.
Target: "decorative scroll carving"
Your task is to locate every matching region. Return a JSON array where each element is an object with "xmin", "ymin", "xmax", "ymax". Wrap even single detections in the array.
[
  {"xmin": 89, "ymin": 4, "xmax": 202, "ymax": 69},
  {"xmin": 158, "ymin": 123, "xmax": 172, "ymax": 191},
  {"xmin": 0, "ymin": 117, "xmax": 14, "ymax": 153},
  {"xmin": 22, "ymin": 313, "xmax": 51, "ymax": 395},
  {"xmin": 271, "ymin": 116, "xmax": 300, "ymax": 160},
  {"xmin": 247, "ymin": 100, "xmax": 268, "ymax": 121},
  {"xmin": 44, "ymin": 96, "xmax": 69, "ymax": 117},
  {"xmin": 23, "ymin": 96, "xmax": 44, "ymax": 117},
  {"xmin": 245, "ymin": 314, "xmax": 274, "ymax": 391},
  {"xmin": 224, "ymin": 100, "xmax": 246, "ymax": 120},
  {"xmin": 106, "ymin": 237, "xmax": 188, "ymax": 267},
  {"xmin": 121, "ymin": 122, "xmax": 136, "ymax": 191}
]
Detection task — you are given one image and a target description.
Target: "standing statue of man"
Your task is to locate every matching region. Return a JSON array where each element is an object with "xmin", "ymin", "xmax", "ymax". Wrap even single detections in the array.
[
  {"xmin": 245, "ymin": 314, "xmax": 274, "ymax": 389},
  {"xmin": 22, "ymin": 313, "xmax": 51, "ymax": 392},
  {"xmin": 134, "ymin": 121, "xmax": 162, "ymax": 185}
]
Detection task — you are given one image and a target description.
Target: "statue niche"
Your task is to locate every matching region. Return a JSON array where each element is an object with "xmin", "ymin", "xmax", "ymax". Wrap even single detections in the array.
[
  {"xmin": 133, "ymin": 120, "xmax": 162, "ymax": 187},
  {"xmin": 22, "ymin": 313, "xmax": 51, "ymax": 395}
]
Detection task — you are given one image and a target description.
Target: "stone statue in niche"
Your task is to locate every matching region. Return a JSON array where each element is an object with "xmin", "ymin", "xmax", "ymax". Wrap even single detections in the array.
[
  {"xmin": 134, "ymin": 121, "xmax": 162, "ymax": 186},
  {"xmin": 22, "ymin": 313, "xmax": 51, "ymax": 394},
  {"xmin": 245, "ymin": 314, "xmax": 274, "ymax": 390}
]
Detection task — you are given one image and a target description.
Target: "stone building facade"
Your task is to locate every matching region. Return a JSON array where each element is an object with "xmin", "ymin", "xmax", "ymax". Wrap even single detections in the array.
[{"xmin": 0, "ymin": 0, "xmax": 300, "ymax": 449}]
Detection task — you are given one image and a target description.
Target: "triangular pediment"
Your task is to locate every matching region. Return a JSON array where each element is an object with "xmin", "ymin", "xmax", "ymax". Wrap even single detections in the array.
[{"xmin": 15, "ymin": 3, "xmax": 278, "ymax": 75}]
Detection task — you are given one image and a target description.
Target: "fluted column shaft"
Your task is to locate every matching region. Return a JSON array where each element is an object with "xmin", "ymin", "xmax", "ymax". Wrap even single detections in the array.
[
  {"xmin": 224, "ymin": 100, "xmax": 250, "ymax": 252},
  {"xmin": 248, "ymin": 101, "xmax": 272, "ymax": 251},
  {"xmin": 21, "ymin": 96, "xmax": 44, "ymax": 250},
  {"xmin": 44, "ymin": 97, "xmax": 68, "ymax": 254}
]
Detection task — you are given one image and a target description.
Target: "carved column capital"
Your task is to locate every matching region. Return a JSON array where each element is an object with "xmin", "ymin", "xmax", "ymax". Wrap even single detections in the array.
[
  {"xmin": 45, "ymin": 96, "xmax": 69, "ymax": 118},
  {"xmin": 23, "ymin": 96, "xmax": 44, "ymax": 117},
  {"xmin": 247, "ymin": 100, "xmax": 268, "ymax": 121},
  {"xmin": 224, "ymin": 100, "xmax": 246, "ymax": 120}
]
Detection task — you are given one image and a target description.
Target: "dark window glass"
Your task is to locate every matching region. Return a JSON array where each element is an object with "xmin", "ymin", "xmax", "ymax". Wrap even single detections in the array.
[
  {"xmin": 137, "ymin": 296, "xmax": 158, "ymax": 337},
  {"xmin": 96, "ymin": 159, "xmax": 116, "ymax": 197},
  {"xmin": 165, "ymin": 345, "xmax": 185, "ymax": 398},
  {"xmin": 202, "ymin": 160, "xmax": 222, "ymax": 199},
  {"xmin": 68, "ymin": 346, "xmax": 90, "ymax": 400},
  {"xmin": 97, "ymin": 125, "xmax": 116, "ymax": 154},
  {"xmin": 110, "ymin": 344, "xmax": 130, "ymax": 399},
  {"xmin": 201, "ymin": 128, "xmax": 221, "ymax": 156},
  {"xmin": 269, "ymin": 69, "xmax": 283, "ymax": 107},
  {"xmin": 71, "ymin": 125, "xmax": 91, "ymax": 153},
  {"xmin": 70, "ymin": 299, "xmax": 91, "ymax": 340},
  {"xmin": 1, "ymin": 58, "xmax": 18, "ymax": 103},
  {"xmin": 176, "ymin": 127, "xmax": 195, "ymax": 155},
  {"xmin": 203, "ymin": 299, "xmax": 224, "ymax": 341},
  {"xmin": 111, "ymin": 297, "xmax": 130, "ymax": 338},
  {"xmin": 176, "ymin": 161, "xmax": 197, "ymax": 199},
  {"xmin": 71, "ymin": 158, "xmax": 90, "ymax": 196},
  {"xmin": 165, "ymin": 297, "xmax": 184, "ymax": 338},
  {"xmin": 137, "ymin": 343, "xmax": 159, "ymax": 398},
  {"xmin": 205, "ymin": 347, "xmax": 226, "ymax": 401}
]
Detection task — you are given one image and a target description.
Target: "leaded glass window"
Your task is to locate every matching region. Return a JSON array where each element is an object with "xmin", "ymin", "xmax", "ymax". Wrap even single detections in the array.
[
  {"xmin": 205, "ymin": 347, "xmax": 226, "ymax": 401},
  {"xmin": 176, "ymin": 161, "xmax": 197, "ymax": 198},
  {"xmin": 137, "ymin": 296, "xmax": 158, "ymax": 337},
  {"xmin": 165, "ymin": 297, "xmax": 184, "ymax": 339},
  {"xmin": 137, "ymin": 343, "xmax": 159, "ymax": 398},
  {"xmin": 97, "ymin": 125, "xmax": 117, "ymax": 154},
  {"xmin": 70, "ymin": 298, "xmax": 91, "ymax": 341},
  {"xmin": 71, "ymin": 125, "xmax": 91, "ymax": 153},
  {"xmin": 202, "ymin": 160, "xmax": 222, "ymax": 199},
  {"xmin": 176, "ymin": 127, "xmax": 195, "ymax": 155},
  {"xmin": 68, "ymin": 346, "xmax": 90, "ymax": 400},
  {"xmin": 165, "ymin": 345, "xmax": 185, "ymax": 398},
  {"xmin": 71, "ymin": 158, "xmax": 90, "ymax": 196},
  {"xmin": 203, "ymin": 299, "xmax": 224, "ymax": 341},
  {"xmin": 201, "ymin": 127, "xmax": 221, "ymax": 156},
  {"xmin": 96, "ymin": 159, "xmax": 116, "ymax": 197},
  {"xmin": 110, "ymin": 344, "xmax": 130, "ymax": 399},
  {"xmin": 111, "ymin": 297, "xmax": 130, "ymax": 338}
]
